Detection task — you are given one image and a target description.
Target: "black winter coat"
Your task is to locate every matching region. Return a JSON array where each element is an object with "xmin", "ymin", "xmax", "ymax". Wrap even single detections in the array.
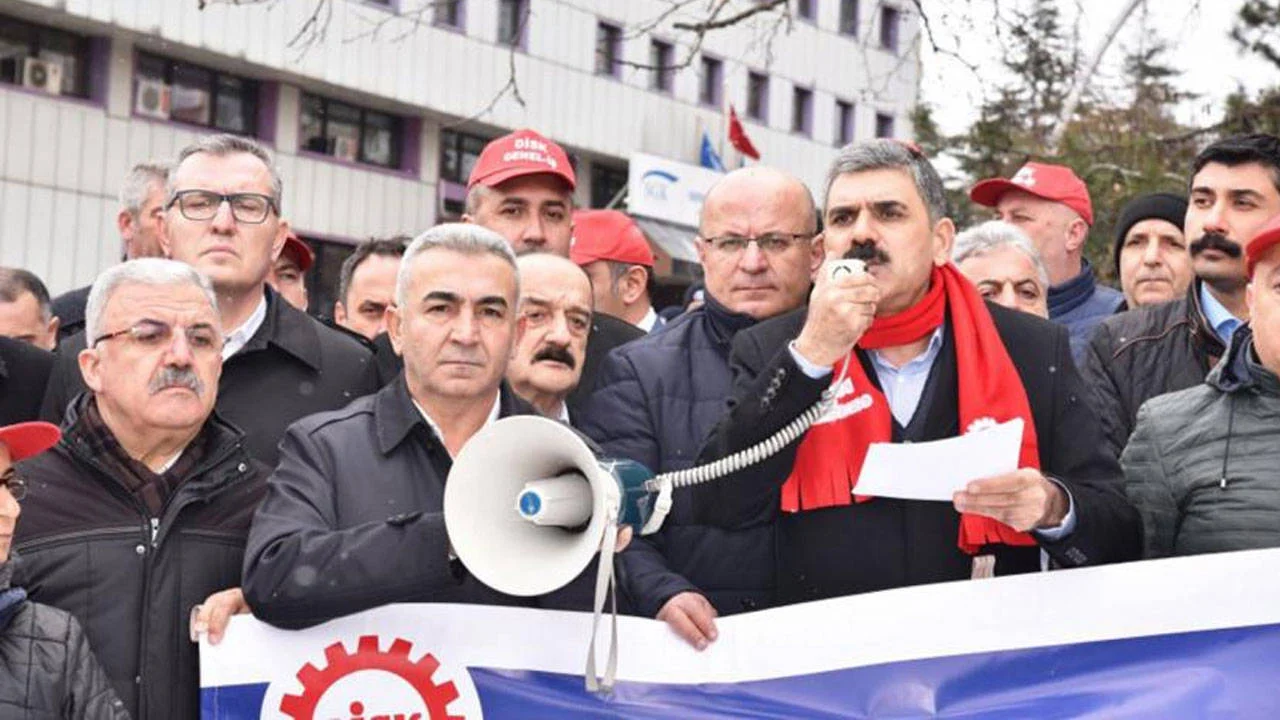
[
  {"xmin": 692, "ymin": 303, "xmax": 1142, "ymax": 604},
  {"xmin": 49, "ymin": 285, "xmax": 90, "ymax": 344},
  {"xmin": 0, "ymin": 563, "xmax": 129, "ymax": 719},
  {"xmin": 0, "ymin": 336, "xmax": 53, "ymax": 426},
  {"xmin": 13, "ymin": 407, "xmax": 268, "ymax": 720},
  {"xmin": 39, "ymin": 287, "xmax": 380, "ymax": 465},
  {"xmin": 577, "ymin": 296, "xmax": 776, "ymax": 617},
  {"xmin": 1080, "ymin": 280, "xmax": 1225, "ymax": 463},
  {"xmin": 243, "ymin": 377, "xmax": 543, "ymax": 629}
]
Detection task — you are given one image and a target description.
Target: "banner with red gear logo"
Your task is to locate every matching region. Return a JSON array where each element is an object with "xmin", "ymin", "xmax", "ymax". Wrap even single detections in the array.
[{"xmin": 203, "ymin": 550, "xmax": 1280, "ymax": 718}]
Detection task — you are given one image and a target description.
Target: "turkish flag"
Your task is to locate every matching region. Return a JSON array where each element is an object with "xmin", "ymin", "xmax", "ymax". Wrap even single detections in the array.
[{"xmin": 728, "ymin": 105, "xmax": 761, "ymax": 160}]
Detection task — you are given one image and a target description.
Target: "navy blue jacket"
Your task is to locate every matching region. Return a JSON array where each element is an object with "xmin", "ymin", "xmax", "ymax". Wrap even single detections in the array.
[{"xmin": 577, "ymin": 295, "xmax": 776, "ymax": 617}]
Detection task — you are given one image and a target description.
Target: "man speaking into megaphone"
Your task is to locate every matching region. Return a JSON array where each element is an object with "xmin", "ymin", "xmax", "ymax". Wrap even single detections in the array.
[{"xmin": 241, "ymin": 224, "xmax": 627, "ymax": 629}]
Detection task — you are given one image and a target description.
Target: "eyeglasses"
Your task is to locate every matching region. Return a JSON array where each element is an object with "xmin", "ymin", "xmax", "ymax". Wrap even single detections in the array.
[
  {"xmin": 167, "ymin": 190, "xmax": 279, "ymax": 224},
  {"xmin": 93, "ymin": 319, "xmax": 224, "ymax": 355},
  {"xmin": 701, "ymin": 233, "xmax": 813, "ymax": 256},
  {"xmin": 1, "ymin": 468, "xmax": 27, "ymax": 502}
]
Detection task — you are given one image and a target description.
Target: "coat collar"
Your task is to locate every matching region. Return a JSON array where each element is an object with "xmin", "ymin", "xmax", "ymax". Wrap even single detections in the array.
[
  {"xmin": 1207, "ymin": 324, "xmax": 1280, "ymax": 396},
  {"xmin": 1047, "ymin": 258, "xmax": 1098, "ymax": 316},
  {"xmin": 238, "ymin": 287, "xmax": 323, "ymax": 372},
  {"xmin": 374, "ymin": 374, "xmax": 535, "ymax": 455},
  {"xmin": 1186, "ymin": 278, "xmax": 1228, "ymax": 360}
]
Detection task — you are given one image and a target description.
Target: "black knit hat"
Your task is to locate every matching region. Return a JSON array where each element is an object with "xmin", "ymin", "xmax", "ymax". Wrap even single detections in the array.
[{"xmin": 1112, "ymin": 192, "xmax": 1189, "ymax": 273}]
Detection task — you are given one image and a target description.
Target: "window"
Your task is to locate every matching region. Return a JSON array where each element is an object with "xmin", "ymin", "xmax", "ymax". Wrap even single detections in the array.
[
  {"xmin": 434, "ymin": 0, "xmax": 465, "ymax": 29},
  {"xmin": 880, "ymin": 6, "xmax": 900, "ymax": 52},
  {"xmin": 649, "ymin": 40, "xmax": 674, "ymax": 93},
  {"xmin": 303, "ymin": 237, "xmax": 355, "ymax": 322},
  {"xmin": 300, "ymin": 93, "xmax": 404, "ymax": 169},
  {"xmin": 0, "ymin": 15, "xmax": 91, "ymax": 98},
  {"xmin": 439, "ymin": 128, "xmax": 492, "ymax": 184},
  {"xmin": 699, "ymin": 55, "xmax": 723, "ymax": 107},
  {"xmin": 839, "ymin": 0, "xmax": 859, "ymax": 36},
  {"xmin": 498, "ymin": 0, "xmax": 528, "ymax": 48},
  {"xmin": 791, "ymin": 86, "xmax": 812, "ymax": 136},
  {"xmin": 591, "ymin": 163, "xmax": 628, "ymax": 208},
  {"xmin": 595, "ymin": 22, "xmax": 622, "ymax": 77},
  {"xmin": 797, "ymin": 0, "xmax": 816, "ymax": 21},
  {"xmin": 875, "ymin": 112, "xmax": 895, "ymax": 138},
  {"xmin": 747, "ymin": 72, "xmax": 769, "ymax": 122},
  {"xmin": 134, "ymin": 53, "xmax": 258, "ymax": 134},
  {"xmin": 835, "ymin": 99, "xmax": 854, "ymax": 146}
]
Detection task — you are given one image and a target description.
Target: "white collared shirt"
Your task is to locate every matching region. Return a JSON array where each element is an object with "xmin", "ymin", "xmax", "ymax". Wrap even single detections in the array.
[
  {"xmin": 637, "ymin": 306, "xmax": 661, "ymax": 333},
  {"xmin": 411, "ymin": 393, "xmax": 501, "ymax": 458},
  {"xmin": 221, "ymin": 295, "xmax": 268, "ymax": 360}
]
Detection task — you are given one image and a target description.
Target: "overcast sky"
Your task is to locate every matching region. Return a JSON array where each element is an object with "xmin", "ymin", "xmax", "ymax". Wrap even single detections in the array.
[{"xmin": 917, "ymin": 0, "xmax": 1276, "ymax": 137}]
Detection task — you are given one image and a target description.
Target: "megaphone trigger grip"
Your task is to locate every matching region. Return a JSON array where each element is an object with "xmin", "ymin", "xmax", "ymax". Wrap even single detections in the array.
[{"xmin": 640, "ymin": 479, "xmax": 673, "ymax": 536}]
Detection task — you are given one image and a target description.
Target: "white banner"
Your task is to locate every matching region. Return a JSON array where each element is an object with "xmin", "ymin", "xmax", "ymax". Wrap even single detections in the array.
[{"xmin": 626, "ymin": 152, "xmax": 723, "ymax": 227}]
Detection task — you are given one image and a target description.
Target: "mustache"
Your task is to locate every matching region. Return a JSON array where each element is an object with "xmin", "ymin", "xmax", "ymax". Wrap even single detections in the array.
[
  {"xmin": 844, "ymin": 242, "xmax": 890, "ymax": 264},
  {"xmin": 533, "ymin": 344, "xmax": 576, "ymax": 369},
  {"xmin": 148, "ymin": 366, "xmax": 205, "ymax": 396},
  {"xmin": 1189, "ymin": 233, "xmax": 1242, "ymax": 259}
]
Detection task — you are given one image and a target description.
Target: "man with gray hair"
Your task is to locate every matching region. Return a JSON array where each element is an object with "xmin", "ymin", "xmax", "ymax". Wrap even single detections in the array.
[
  {"xmin": 687, "ymin": 139, "xmax": 1139, "ymax": 606},
  {"xmin": 953, "ymin": 220, "xmax": 1051, "ymax": 318},
  {"xmin": 0, "ymin": 267, "xmax": 59, "ymax": 350},
  {"xmin": 50, "ymin": 160, "xmax": 170, "ymax": 342},
  {"xmin": 243, "ymin": 223, "xmax": 546, "ymax": 628},
  {"xmin": 40, "ymin": 134, "xmax": 379, "ymax": 464},
  {"xmin": 14, "ymin": 258, "xmax": 270, "ymax": 719}
]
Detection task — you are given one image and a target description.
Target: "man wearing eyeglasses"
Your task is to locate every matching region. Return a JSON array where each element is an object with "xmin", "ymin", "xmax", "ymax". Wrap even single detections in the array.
[
  {"xmin": 578, "ymin": 166, "xmax": 822, "ymax": 648},
  {"xmin": 0, "ymin": 421, "xmax": 130, "ymax": 717},
  {"xmin": 39, "ymin": 134, "xmax": 379, "ymax": 465},
  {"xmin": 13, "ymin": 259, "xmax": 270, "ymax": 719}
]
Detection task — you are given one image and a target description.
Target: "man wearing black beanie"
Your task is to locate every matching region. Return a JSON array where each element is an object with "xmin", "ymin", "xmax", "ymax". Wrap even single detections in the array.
[{"xmin": 1112, "ymin": 192, "xmax": 1191, "ymax": 310}]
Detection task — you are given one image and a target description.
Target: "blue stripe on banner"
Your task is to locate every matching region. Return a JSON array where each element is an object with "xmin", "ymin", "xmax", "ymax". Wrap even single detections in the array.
[
  {"xmin": 200, "ymin": 682, "xmax": 268, "ymax": 720},
  {"xmin": 468, "ymin": 623, "xmax": 1280, "ymax": 719}
]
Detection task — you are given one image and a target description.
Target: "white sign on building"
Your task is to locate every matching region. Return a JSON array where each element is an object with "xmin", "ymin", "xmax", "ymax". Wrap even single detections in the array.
[{"xmin": 627, "ymin": 153, "xmax": 723, "ymax": 228}]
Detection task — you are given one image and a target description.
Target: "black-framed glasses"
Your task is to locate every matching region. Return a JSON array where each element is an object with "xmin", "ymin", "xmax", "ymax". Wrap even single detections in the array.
[
  {"xmin": 1, "ymin": 468, "xmax": 27, "ymax": 502},
  {"xmin": 167, "ymin": 190, "xmax": 279, "ymax": 224},
  {"xmin": 701, "ymin": 233, "xmax": 813, "ymax": 256},
  {"xmin": 92, "ymin": 319, "xmax": 224, "ymax": 355}
]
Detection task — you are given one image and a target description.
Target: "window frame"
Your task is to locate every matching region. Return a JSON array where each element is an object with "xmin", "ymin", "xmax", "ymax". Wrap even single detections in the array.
[
  {"xmin": 880, "ymin": 5, "xmax": 900, "ymax": 52},
  {"xmin": 796, "ymin": 0, "xmax": 817, "ymax": 22},
  {"xmin": 0, "ymin": 14, "xmax": 94, "ymax": 100},
  {"xmin": 497, "ymin": 0, "xmax": 529, "ymax": 51},
  {"xmin": 132, "ymin": 51, "xmax": 260, "ymax": 136},
  {"xmin": 595, "ymin": 21, "xmax": 623, "ymax": 78},
  {"xmin": 699, "ymin": 54, "xmax": 724, "ymax": 108},
  {"xmin": 746, "ymin": 71, "xmax": 769, "ymax": 123},
  {"xmin": 838, "ymin": 0, "xmax": 860, "ymax": 37},
  {"xmin": 298, "ymin": 92, "xmax": 406, "ymax": 170},
  {"xmin": 590, "ymin": 162, "xmax": 629, "ymax": 208},
  {"xmin": 433, "ymin": 0, "xmax": 467, "ymax": 31},
  {"xmin": 648, "ymin": 39, "xmax": 675, "ymax": 94},
  {"xmin": 875, "ymin": 112, "xmax": 896, "ymax": 139},
  {"xmin": 438, "ymin": 127, "xmax": 493, "ymax": 185},
  {"xmin": 791, "ymin": 85, "xmax": 813, "ymax": 137},
  {"xmin": 835, "ymin": 99, "xmax": 855, "ymax": 146}
]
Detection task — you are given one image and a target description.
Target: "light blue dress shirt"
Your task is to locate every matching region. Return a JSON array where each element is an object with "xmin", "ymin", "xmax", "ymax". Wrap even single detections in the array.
[{"xmin": 1199, "ymin": 283, "xmax": 1244, "ymax": 346}]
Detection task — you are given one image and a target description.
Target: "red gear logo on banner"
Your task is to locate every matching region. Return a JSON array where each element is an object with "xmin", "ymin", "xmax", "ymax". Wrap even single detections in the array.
[{"xmin": 279, "ymin": 635, "xmax": 464, "ymax": 720}]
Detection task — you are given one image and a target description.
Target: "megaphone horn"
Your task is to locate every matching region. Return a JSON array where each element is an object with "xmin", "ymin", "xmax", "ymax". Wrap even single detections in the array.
[{"xmin": 444, "ymin": 416, "xmax": 658, "ymax": 598}]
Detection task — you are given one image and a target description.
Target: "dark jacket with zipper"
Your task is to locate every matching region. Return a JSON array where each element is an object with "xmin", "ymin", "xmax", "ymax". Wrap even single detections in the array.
[
  {"xmin": 0, "ymin": 336, "xmax": 53, "ymax": 426},
  {"xmin": 691, "ymin": 302, "xmax": 1141, "ymax": 605},
  {"xmin": 13, "ymin": 402, "xmax": 268, "ymax": 720},
  {"xmin": 577, "ymin": 295, "xmax": 776, "ymax": 617},
  {"xmin": 1122, "ymin": 325, "xmax": 1280, "ymax": 558},
  {"xmin": 39, "ymin": 287, "xmax": 380, "ymax": 465},
  {"xmin": 0, "ymin": 560, "xmax": 129, "ymax": 719},
  {"xmin": 1080, "ymin": 280, "xmax": 1225, "ymax": 463}
]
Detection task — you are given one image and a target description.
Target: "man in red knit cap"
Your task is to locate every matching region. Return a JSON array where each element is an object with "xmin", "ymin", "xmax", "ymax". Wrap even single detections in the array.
[{"xmin": 687, "ymin": 139, "xmax": 1140, "ymax": 605}]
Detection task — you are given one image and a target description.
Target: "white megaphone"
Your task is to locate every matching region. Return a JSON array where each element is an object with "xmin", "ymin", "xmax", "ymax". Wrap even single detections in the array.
[{"xmin": 444, "ymin": 416, "xmax": 662, "ymax": 598}]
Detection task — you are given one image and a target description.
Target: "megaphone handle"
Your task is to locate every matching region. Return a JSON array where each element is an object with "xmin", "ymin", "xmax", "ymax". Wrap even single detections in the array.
[{"xmin": 585, "ymin": 518, "xmax": 620, "ymax": 694}]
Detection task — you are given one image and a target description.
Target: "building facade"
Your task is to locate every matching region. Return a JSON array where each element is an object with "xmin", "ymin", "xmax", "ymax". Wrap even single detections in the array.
[{"xmin": 0, "ymin": 0, "xmax": 920, "ymax": 312}]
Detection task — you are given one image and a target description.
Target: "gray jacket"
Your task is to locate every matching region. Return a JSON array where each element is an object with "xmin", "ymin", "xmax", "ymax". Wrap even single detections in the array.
[{"xmin": 1122, "ymin": 325, "xmax": 1280, "ymax": 558}]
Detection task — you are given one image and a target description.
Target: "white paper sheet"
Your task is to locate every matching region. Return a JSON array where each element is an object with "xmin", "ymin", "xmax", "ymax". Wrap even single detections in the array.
[{"xmin": 853, "ymin": 418, "xmax": 1024, "ymax": 501}]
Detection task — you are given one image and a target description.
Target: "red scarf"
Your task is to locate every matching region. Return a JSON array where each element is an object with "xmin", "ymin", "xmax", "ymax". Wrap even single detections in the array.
[{"xmin": 781, "ymin": 264, "xmax": 1038, "ymax": 554}]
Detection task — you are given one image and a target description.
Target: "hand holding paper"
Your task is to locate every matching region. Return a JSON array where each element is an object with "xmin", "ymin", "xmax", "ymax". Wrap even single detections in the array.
[{"xmin": 854, "ymin": 419, "xmax": 1025, "ymax": 502}]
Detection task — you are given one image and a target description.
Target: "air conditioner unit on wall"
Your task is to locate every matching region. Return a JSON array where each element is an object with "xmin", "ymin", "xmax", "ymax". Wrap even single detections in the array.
[
  {"xmin": 22, "ymin": 57, "xmax": 63, "ymax": 95},
  {"xmin": 134, "ymin": 77, "xmax": 172, "ymax": 120}
]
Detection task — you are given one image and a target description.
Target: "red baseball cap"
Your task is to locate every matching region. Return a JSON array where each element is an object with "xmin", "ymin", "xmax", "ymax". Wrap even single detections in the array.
[
  {"xmin": 970, "ymin": 162, "xmax": 1094, "ymax": 225},
  {"xmin": 570, "ymin": 210, "xmax": 654, "ymax": 267},
  {"xmin": 467, "ymin": 129, "xmax": 576, "ymax": 192},
  {"xmin": 281, "ymin": 233, "xmax": 315, "ymax": 272},
  {"xmin": 1247, "ymin": 213, "xmax": 1280, "ymax": 277},
  {"xmin": 0, "ymin": 422, "xmax": 61, "ymax": 462}
]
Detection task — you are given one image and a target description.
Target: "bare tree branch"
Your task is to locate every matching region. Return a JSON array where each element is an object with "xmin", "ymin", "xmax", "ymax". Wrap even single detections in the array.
[{"xmin": 673, "ymin": 0, "xmax": 786, "ymax": 32}]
